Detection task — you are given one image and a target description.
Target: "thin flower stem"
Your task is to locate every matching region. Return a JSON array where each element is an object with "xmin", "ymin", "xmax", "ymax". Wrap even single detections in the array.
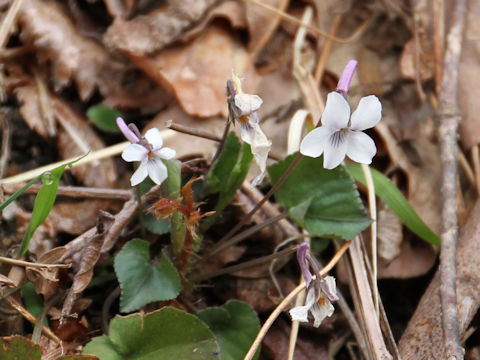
[
  {"xmin": 211, "ymin": 120, "xmax": 231, "ymax": 164},
  {"xmin": 207, "ymin": 213, "xmax": 288, "ymax": 258},
  {"xmin": 244, "ymin": 240, "xmax": 351, "ymax": 360},
  {"xmin": 134, "ymin": 184, "xmax": 146, "ymax": 239},
  {"xmin": 361, "ymin": 163, "xmax": 378, "ymax": 317},
  {"xmin": 212, "ymin": 153, "xmax": 303, "ymax": 255},
  {"xmin": 192, "ymin": 246, "xmax": 297, "ymax": 282},
  {"xmin": 166, "ymin": 121, "xmax": 222, "ymax": 142}
]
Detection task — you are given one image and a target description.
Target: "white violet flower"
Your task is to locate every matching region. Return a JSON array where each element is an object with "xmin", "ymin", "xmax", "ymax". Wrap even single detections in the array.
[
  {"xmin": 289, "ymin": 276, "xmax": 337, "ymax": 327},
  {"xmin": 289, "ymin": 243, "xmax": 339, "ymax": 327},
  {"xmin": 300, "ymin": 91, "xmax": 382, "ymax": 169},
  {"xmin": 117, "ymin": 117, "xmax": 176, "ymax": 186},
  {"xmin": 228, "ymin": 72, "xmax": 271, "ymax": 186}
]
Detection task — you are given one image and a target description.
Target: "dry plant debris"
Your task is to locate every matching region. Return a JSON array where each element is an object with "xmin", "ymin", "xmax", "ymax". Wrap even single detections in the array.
[{"xmin": 0, "ymin": 0, "xmax": 477, "ymax": 359}]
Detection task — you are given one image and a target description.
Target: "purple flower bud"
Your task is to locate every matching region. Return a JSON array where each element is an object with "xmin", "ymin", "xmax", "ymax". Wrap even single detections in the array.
[
  {"xmin": 336, "ymin": 59, "xmax": 358, "ymax": 95},
  {"xmin": 297, "ymin": 242, "xmax": 312, "ymax": 287},
  {"xmin": 116, "ymin": 117, "xmax": 140, "ymax": 144}
]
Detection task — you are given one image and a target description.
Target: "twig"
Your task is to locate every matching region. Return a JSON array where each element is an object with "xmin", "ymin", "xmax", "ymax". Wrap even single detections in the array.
[
  {"xmin": 2, "ymin": 183, "xmax": 133, "ymax": 200},
  {"xmin": 211, "ymin": 120, "xmax": 231, "ymax": 164},
  {"xmin": 437, "ymin": 0, "xmax": 467, "ymax": 358},
  {"xmin": 0, "ymin": 110, "xmax": 11, "ymax": 179},
  {"xmin": 471, "ymin": 146, "xmax": 480, "ymax": 193},
  {"xmin": 243, "ymin": 0, "xmax": 370, "ymax": 44},
  {"xmin": 211, "ymin": 153, "xmax": 302, "ymax": 255},
  {"xmin": 192, "ymin": 246, "xmax": 296, "ymax": 282},
  {"xmin": 458, "ymin": 150, "xmax": 476, "ymax": 190},
  {"xmin": 244, "ymin": 240, "xmax": 351, "ymax": 360},
  {"xmin": 0, "ymin": 0, "xmax": 24, "ymax": 48},
  {"xmin": 5, "ymin": 296, "xmax": 61, "ymax": 344},
  {"xmin": 0, "ymin": 256, "xmax": 70, "ymax": 269}
]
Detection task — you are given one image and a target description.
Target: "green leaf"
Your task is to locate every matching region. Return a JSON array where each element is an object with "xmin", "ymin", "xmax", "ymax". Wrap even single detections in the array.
[
  {"xmin": 204, "ymin": 132, "xmax": 242, "ymax": 195},
  {"xmin": 345, "ymin": 163, "xmax": 441, "ymax": 246},
  {"xmin": 144, "ymin": 214, "xmax": 169, "ymax": 235},
  {"xmin": 197, "ymin": 300, "xmax": 260, "ymax": 360},
  {"xmin": 0, "ymin": 176, "xmax": 41, "ymax": 212},
  {"xmin": 21, "ymin": 282, "xmax": 48, "ymax": 327},
  {"xmin": 19, "ymin": 154, "xmax": 87, "ymax": 257},
  {"xmin": 114, "ymin": 239, "xmax": 181, "ymax": 313},
  {"xmin": 268, "ymin": 154, "xmax": 370, "ymax": 239},
  {"xmin": 0, "ymin": 336, "xmax": 41, "ymax": 359},
  {"xmin": 201, "ymin": 133, "xmax": 252, "ymax": 230},
  {"xmin": 87, "ymin": 105, "xmax": 123, "ymax": 132},
  {"xmin": 83, "ymin": 307, "xmax": 220, "ymax": 360}
]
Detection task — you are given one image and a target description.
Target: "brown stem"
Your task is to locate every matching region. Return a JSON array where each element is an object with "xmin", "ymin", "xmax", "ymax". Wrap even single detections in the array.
[
  {"xmin": 177, "ymin": 230, "xmax": 194, "ymax": 275},
  {"xmin": 437, "ymin": 0, "xmax": 468, "ymax": 358}
]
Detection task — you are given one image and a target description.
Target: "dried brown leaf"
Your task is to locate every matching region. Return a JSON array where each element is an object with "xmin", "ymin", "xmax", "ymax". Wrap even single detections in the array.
[
  {"xmin": 246, "ymin": 0, "xmax": 288, "ymax": 57},
  {"xmin": 53, "ymin": 97, "xmax": 117, "ymax": 188},
  {"xmin": 17, "ymin": 0, "xmax": 127, "ymax": 100},
  {"xmin": 130, "ymin": 24, "xmax": 253, "ymax": 117},
  {"xmin": 14, "ymin": 84, "xmax": 49, "ymax": 139},
  {"xmin": 103, "ymin": 0, "xmax": 217, "ymax": 56},
  {"xmin": 0, "ymin": 274, "xmax": 16, "ymax": 288}
]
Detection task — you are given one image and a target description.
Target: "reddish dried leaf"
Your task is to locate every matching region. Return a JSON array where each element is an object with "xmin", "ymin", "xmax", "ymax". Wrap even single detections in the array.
[
  {"xmin": 103, "ymin": 0, "xmax": 217, "ymax": 56},
  {"xmin": 14, "ymin": 84, "xmax": 49, "ymax": 138},
  {"xmin": 130, "ymin": 24, "xmax": 252, "ymax": 117},
  {"xmin": 17, "ymin": 0, "xmax": 128, "ymax": 100}
]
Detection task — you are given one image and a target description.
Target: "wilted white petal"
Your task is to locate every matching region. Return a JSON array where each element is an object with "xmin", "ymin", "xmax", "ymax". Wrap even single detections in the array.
[
  {"xmin": 322, "ymin": 276, "xmax": 339, "ymax": 302},
  {"xmin": 156, "ymin": 147, "xmax": 176, "ymax": 160},
  {"xmin": 234, "ymin": 93, "xmax": 263, "ymax": 115},
  {"xmin": 310, "ymin": 300, "xmax": 334, "ymax": 328},
  {"xmin": 350, "ymin": 95, "xmax": 382, "ymax": 131},
  {"xmin": 241, "ymin": 122, "xmax": 271, "ymax": 185},
  {"xmin": 289, "ymin": 305, "xmax": 310, "ymax": 323},
  {"xmin": 122, "ymin": 144, "xmax": 148, "ymax": 162},
  {"xmin": 147, "ymin": 157, "xmax": 168, "ymax": 185},
  {"xmin": 323, "ymin": 136, "xmax": 347, "ymax": 169},
  {"xmin": 345, "ymin": 131, "xmax": 376, "ymax": 164},
  {"xmin": 130, "ymin": 160, "xmax": 148, "ymax": 186},
  {"xmin": 144, "ymin": 128, "xmax": 164, "ymax": 150},
  {"xmin": 321, "ymin": 92, "xmax": 350, "ymax": 129},
  {"xmin": 299, "ymin": 127, "xmax": 334, "ymax": 158}
]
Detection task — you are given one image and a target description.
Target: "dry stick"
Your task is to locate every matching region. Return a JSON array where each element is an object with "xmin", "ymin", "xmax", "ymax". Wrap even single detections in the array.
[
  {"xmin": 437, "ymin": 0, "xmax": 468, "ymax": 358},
  {"xmin": 0, "ymin": 0, "xmax": 24, "ymax": 48},
  {"xmin": 2, "ymin": 183, "xmax": 133, "ymax": 200},
  {"xmin": 458, "ymin": 150, "xmax": 476, "ymax": 190},
  {"xmin": 0, "ymin": 111, "xmax": 11, "ymax": 179},
  {"xmin": 244, "ymin": 240, "xmax": 351, "ymax": 360},
  {"xmin": 167, "ymin": 121, "xmax": 283, "ymax": 161},
  {"xmin": 349, "ymin": 236, "xmax": 391, "ymax": 359},
  {"xmin": 0, "ymin": 256, "xmax": 70, "ymax": 269},
  {"xmin": 192, "ymin": 246, "xmax": 297, "ymax": 282},
  {"xmin": 243, "ymin": 0, "xmax": 370, "ymax": 44},
  {"xmin": 5, "ymin": 296, "xmax": 61, "ymax": 344},
  {"xmin": 210, "ymin": 153, "xmax": 303, "ymax": 256}
]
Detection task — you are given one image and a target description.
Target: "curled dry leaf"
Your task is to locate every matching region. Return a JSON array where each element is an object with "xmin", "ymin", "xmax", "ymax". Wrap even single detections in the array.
[
  {"xmin": 17, "ymin": 0, "xmax": 127, "ymax": 100},
  {"xmin": 130, "ymin": 24, "xmax": 253, "ymax": 117},
  {"xmin": 103, "ymin": 0, "xmax": 218, "ymax": 56},
  {"xmin": 0, "ymin": 274, "xmax": 16, "ymax": 288},
  {"xmin": 25, "ymin": 247, "xmax": 67, "ymax": 300},
  {"xmin": 61, "ymin": 233, "xmax": 103, "ymax": 323}
]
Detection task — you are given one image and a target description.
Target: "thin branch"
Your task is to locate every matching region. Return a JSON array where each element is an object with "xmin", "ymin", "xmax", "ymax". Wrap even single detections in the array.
[
  {"xmin": 437, "ymin": 0, "xmax": 468, "ymax": 357},
  {"xmin": 0, "ymin": 256, "xmax": 70, "ymax": 269}
]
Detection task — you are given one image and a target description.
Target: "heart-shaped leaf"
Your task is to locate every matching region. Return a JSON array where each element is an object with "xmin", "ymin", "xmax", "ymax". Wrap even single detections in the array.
[
  {"xmin": 114, "ymin": 239, "xmax": 181, "ymax": 313},
  {"xmin": 83, "ymin": 308, "xmax": 220, "ymax": 360},
  {"xmin": 197, "ymin": 300, "xmax": 260, "ymax": 360},
  {"xmin": 268, "ymin": 154, "xmax": 370, "ymax": 239}
]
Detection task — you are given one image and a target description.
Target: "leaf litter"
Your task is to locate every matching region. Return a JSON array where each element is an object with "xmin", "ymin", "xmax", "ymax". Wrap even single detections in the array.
[{"xmin": 0, "ymin": 0, "xmax": 477, "ymax": 359}]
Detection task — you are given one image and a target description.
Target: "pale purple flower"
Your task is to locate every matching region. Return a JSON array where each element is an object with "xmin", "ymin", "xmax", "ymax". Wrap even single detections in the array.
[
  {"xmin": 300, "ymin": 59, "xmax": 382, "ymax": 170},
  {"xmin": 117, "ymin": 117, "xmax": 176, "ymax": 186},
  {"xmin": 290, "ymin": 242, "xmax": 339, "ymax": 327}
]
